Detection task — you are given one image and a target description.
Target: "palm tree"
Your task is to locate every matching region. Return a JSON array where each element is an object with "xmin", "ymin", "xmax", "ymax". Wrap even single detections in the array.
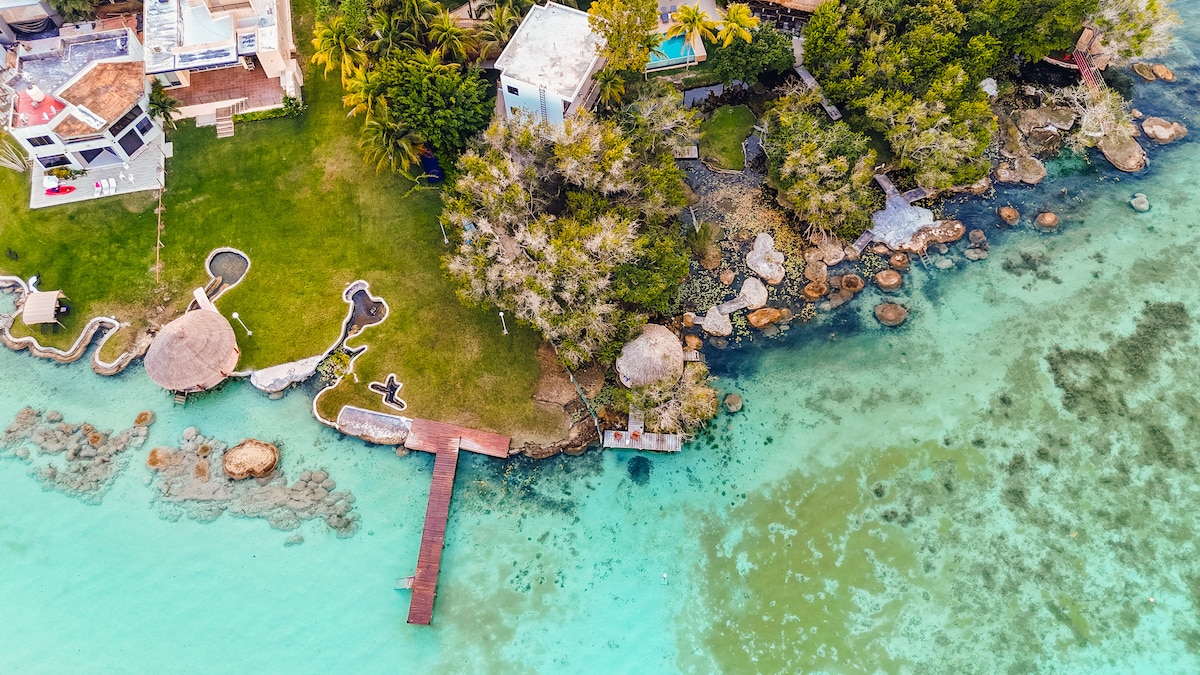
[
  {"xmin": 360, "ymin": 111, "xmax": 425, "ymax": 173},
  {"xmin": 366, "ymin": 11, "xmax": 419, "ymax": 58},
  {"xmin": 343, "ymin": 69, "xmax": 390, "ymax": 120},
  {"xmin": 667, "ymin": 4, "xmax": 716, "ymax": 67},
  {"xmin": 716, "ymin": 3, "xmax": 759, "ymax": 48},
  {"xmin": 311, "ymin": 16, "xmax": 367, "ymax": 88},
  {"xmin": 595, "ymin": 68, "xmax": 625, "ymax": 110},
  {"xmin": 476, "ymin": 4, "xmax": 519, "ymax": 61},
  {"xmin": 427, "ymin": 8, "xmax": 474, "ymax": 63},
  {"xmin": 396, "ymin": 0, "xmax": 438, "ymax": 31},
  {"xmin": 148, "ymin": 80, "xmax": 181, "ymax": 130}
]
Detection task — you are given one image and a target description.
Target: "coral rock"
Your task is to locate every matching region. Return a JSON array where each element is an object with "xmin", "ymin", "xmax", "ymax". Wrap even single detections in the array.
[
  {"xmin": 1035, "ymin": 212, "xmax": 1059, "ymax": 231},
  {"xmin": 748, "ymin": 308, "xmax": 784, "ymax": 329},
  {"xmin": 134, "ymin": 411, "xmax": 155, "ymax": 427},
  {"xmin": 723, "ymin": 393, "xmax": 743, "ymax": 414},
  {"xmin": 147, "ymin": 447, "xmax": 182, "ymax": 471},
  {"xmin": 875, "ymin": 270, "xmax": 903, "ymax": 292},
  {"xmin": 719, "ymin": 269, "xmax": 736, "ymax": 286},
  {"xmin": 802, "ymin": 282, "xmax": 829, "ymax": 301},
  {"xmin": 1130, "ymin": 193, "xmax": 1150, "ymax": 212},
  {"xmin": 965, "ymin": 248, "xmax": 989, "ymax": 261},
  {"xmin": 739, "ymin": 277, "xmax": 769, "ymax": 310},
  {"xmin": 874, "ymin": 303, "xmax": 908, "ymax": 327},
  {"xmin": 969, "ymin": 229, "xmax": 987, "ymax": 245},
  {"xmin": 223, "ymin": 439, "xmax": 279, "ymax": 480},
  {"xmin": 194, "ymin": 459, "xmax": 210, "ymax": 482},
  {"xmin": 1142, "ymin": 117, "xmax": 1188, "ymax": 144},
  {"xmin": 998, "ymin": 206, "xmax": 1020, "ymax": 225},
  {"xmin": 840, "ymin": 274, "xmax": 865, "ymax": 293}
]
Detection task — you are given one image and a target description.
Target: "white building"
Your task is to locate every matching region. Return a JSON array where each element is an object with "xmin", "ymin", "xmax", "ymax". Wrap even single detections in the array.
[
  {"xmin": 143, "ymin": 0, "xmax": 302, "ymax": 132},
  {"xmin": 4, "ymin": 27, "xmax": 160, "ymax": 172},
  {"xmin": 0, "ymin": 0, "xmax": 61, "ymax": 45},
  {"xmin": 494, "ymin": 3, "xmax": 605, "ymax": 126}
]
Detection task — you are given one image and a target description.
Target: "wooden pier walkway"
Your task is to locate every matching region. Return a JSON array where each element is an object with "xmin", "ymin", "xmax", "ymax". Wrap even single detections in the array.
[
  {"xmin": 793, "ymin": 66, "xmax": 843, "ymax": 121},
  {"xmin": 602, "ymin": 406, "xmax": 683, "ymax": 452},
  {"xmin": 407, "ymin": 445, "xmax": 460, "ymax": 625}
]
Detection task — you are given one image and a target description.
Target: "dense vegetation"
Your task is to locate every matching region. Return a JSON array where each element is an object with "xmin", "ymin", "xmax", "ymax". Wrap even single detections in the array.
[
  {"xmin": 443, "ymin": 85, "xmax": 697, "ymax": 368},
  {"xmin": 707, "ymin": 22, "xmax": 795, "ymax": 87}
]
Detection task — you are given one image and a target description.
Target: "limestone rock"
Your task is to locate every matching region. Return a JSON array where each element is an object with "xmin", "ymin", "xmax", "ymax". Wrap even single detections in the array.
[
  {"xmin": 684, "ymin": 334, "xmax": 703, "ymax": 350},
  {"xmin": 874, "ymin": 303, "xmax": 908, "ymax": 327},
  {"xmin": 250, "ymin": 354, "xmax": 324, "ymax": 393},
  {"xmin": 900, "ymin": 220, "xmax": 965, "ymax": 255},
  {"xmin": 1044, "ymin": 107, "xmax": 1077, "ymax": 131},
  {"xmin": 1130, "ymin": 193, "xmax": 1150, "ymax": 212},
  {"xmin": 812, "ymin": 232, "xmax": 845, "ymax": 265},
  {"xmin": 998, "ymin": 206, "xmax": 1020, "ymax": 225},
  {"xmin": 748, "ymin": 308, "xmax": 784, "ymax": 329},
  {"xmin": 746, "ymin": 233, "xmax": 785, "ymax": 285},
  {"xmin": 875, "ymin": 269, "xmax": 903, "ymax": 292},
  {"xmin": 719, "ymin": 269, "xmax": 736, "ymax": 286},
  {"xmin": 739, "ymin": 277, "xmax": 768, "ymax": 310},
  {"xmin": 965, "ymin": 248, "xmax": 989, "ymax": 261},
  {"xmin": 996, "ymin": 162, "xmax": 1018, "ymax": 183},
  {"xmin": 1097, "ymin": 133, "xmax": 1147, "ymax": 172},
  {"xmin": 723, "ymin": 393, "xmax": 743, "ymax": 414},
  {"xmin": 1035, "ymin": 212, "xmax": 1059, "ymax": 231},
  {"xmin": 700, "ymin": 307, "xmax": 732, "ymax": 336},
  {"xmin": 1142, "ymin": 117, "xmax": 1188, "ymax": 144},
  {"xmin": 802, "ymin": 282, "xmax": 829, "ymax": 301},
  {"xmin": 934, "ymin": 257, "xmax": 955, "ymax": 270},
  {"xmin": 889, "ymin": 253, "xmax": 910, "ymax": 270},
  {"xmin": 1152, "ymin": 63, "xmax": 1175, "ymax": 81},
  {"xmin": 804, "ymin": 260, "xmax": 829, "ymax": 284},
  {"xmin": 1025, "ymin": 129, "xmax": 1062, "ymax": 157},
  {"xmin": 223, "ymin": 439, "xmax": 279, "ymax": 480},
  {"xmin": 840, "ymin": 274, "xmax": 865, "ymax": 293},
  {"xmin": 870, "ymin": 244, "xmax": 891, "ymax": 256},
  {"xmin": 1015, "ymin": 156, "xmax": 1047, "ymax": 184},
  {"xmin": 1133, "ymin": 62, "xmax": 1156, "ymax": 81},
  {"xmin": 997, "ymin": 114, "xmax": 1024, "ymax": 159}
]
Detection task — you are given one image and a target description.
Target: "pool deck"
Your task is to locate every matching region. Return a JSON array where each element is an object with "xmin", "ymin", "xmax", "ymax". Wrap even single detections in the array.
[{"xmin": 29, "ymin": 138, "xmax": 168, "ymax": 209}]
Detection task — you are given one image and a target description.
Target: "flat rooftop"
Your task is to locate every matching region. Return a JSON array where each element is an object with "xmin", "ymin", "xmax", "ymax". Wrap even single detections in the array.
[
  {"xmin": 493, "ymin": 2, "xmax": 603, "ymax": 101},
  {"xmin": 19, "ymin": 31, "xmax": 131, "ymax": 93}
]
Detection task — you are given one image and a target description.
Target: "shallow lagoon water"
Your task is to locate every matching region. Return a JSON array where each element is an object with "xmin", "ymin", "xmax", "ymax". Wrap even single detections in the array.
[{"xmin": 4, "ymin": 12, "xmax": 1200, "ymax": 674}]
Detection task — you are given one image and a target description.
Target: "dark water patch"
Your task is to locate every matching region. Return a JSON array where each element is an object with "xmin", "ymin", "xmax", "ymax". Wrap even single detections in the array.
[{"xmin": 627, "ymin": 456, "xmax": 652, "ymax": 485}]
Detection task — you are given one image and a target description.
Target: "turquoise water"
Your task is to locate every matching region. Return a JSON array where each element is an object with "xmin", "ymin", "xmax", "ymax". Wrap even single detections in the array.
[
  {"xmin": 4, "ymin": 13, "xmax": 1200, "ymax": 674},
  {"xmin": 651, "ymin": 35, "xmax": 691, "ymax": 64}
]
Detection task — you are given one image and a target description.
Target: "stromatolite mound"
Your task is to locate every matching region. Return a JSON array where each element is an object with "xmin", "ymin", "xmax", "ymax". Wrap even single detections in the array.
[
  {"xmin": 840, "ymin": 274, "xmax": 865, "ymax": 293},
  {"xmin": 998, "ymin": 206, "xmax": 1020, "ymax": 225},
  {"xmin": 875, "ymin": 270, "xmax": 903, "ymax": 292},
  {"xmin": 1035, "ymin": 212, "xmax": 1059, "ymax": 231},
  {"xmin": 723, "ymin": 393, "xmax": 743, "ymax": 414},
  {"xmin": 889, "ymin": 253, "xmax": 910, "ymax": 270},
  {"xmin": 802, "ymin": 281, "xmax": 829, "ymax": 301},
  {"xmin": 874, "ymin": 303, "xmax": 908, "ymax": 327},
  {"xmin": 223, "ymin": 439, "xmax": 279, "ymax": 480},
  {"xmin": 1130, "ymin": 193, "xmax": 1150, "ymax": 212}
]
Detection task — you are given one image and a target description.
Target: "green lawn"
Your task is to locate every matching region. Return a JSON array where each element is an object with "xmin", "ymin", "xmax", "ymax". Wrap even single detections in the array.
[
  {"xmin": 0, "ymin": 3, "xmax": 563, "ymax": 441},
  {"xmin": 699, "ymin": 105, "xmax": 756, "ymax": 171}
]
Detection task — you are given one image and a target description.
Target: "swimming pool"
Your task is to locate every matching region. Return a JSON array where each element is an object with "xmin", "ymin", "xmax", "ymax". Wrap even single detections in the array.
[{"xmin": 647, "ymin": 34, "xmax": 696, "ymax": 69}]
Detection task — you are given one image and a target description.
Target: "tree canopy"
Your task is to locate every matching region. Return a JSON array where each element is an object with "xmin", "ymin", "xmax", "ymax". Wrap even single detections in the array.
[
  {"xmin": 588, "ymin": 0, "xmax": 660, "ymax": 73},
  {"xmin": 708, "ymin": 22, "xmax": 795, "ymax": 86}
]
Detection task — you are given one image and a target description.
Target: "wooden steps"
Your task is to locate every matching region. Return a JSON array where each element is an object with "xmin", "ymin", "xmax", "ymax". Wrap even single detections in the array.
[
  {"xmin": 173, "ymin": 391, "xmax": 188, "ymax": 405},
  {"xmin": 215, "ymin": 106, "xmax": 235, "ymax": 138}
]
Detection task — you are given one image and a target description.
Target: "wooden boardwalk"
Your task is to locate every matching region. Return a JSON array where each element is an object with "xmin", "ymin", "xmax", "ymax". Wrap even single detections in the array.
[
  {"xmin": 602, "ymin": 406, "xmax": 683, "ymax": 452},
  {"xmin": 407, "ymin": 445, "xmax": 460, "ymax": 625},
  {"xmin": 405, "ymin": 418, "xmax": 511, "ymax": 458}
]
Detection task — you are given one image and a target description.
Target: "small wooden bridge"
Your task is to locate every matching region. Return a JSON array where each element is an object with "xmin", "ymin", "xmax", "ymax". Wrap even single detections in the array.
[{"xmin": 399, "ymin": 419, "xmax": 510, "ymax": 625}]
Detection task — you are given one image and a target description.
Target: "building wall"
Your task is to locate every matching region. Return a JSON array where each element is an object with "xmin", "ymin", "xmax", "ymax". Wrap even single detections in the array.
[{"xmin": 499, "ymin": 75, "xmax": 567, "ymax": 126}]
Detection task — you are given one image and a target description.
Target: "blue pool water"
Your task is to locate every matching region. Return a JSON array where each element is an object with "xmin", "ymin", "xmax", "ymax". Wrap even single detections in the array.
[{"xmin": 650, "ymin": 34, "xmax": 691, "ymax": 65}]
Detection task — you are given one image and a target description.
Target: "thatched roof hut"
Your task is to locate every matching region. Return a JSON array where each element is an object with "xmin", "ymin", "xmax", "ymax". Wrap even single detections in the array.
[
  {"xmin": 616, "ymin": 324, "xmax": 684, "ymax": 388},
  {"xmin": 144, "ymin": 309, "xmax": 240, "ymax": 393},
  {"xmin": 21, "ymin": 290, "xmax": 65, "ymax": 325}
]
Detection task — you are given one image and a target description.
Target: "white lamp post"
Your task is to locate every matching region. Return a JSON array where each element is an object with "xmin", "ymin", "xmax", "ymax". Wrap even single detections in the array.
[
  {"xmin": 499, "ymin": 311, "xmax": 508, "ymax": 335},
  {"xmin": 439, "ymin": 221, "xmax": 449, "ymax": 245},
  {"xmin": 231, "ymin": 311, "xmax": 252, "ymax": 336}
]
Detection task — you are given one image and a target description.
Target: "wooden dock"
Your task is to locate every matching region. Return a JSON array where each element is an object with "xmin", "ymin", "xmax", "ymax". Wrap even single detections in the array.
[
  {"xmin": 601, "ymin": 406, "xmax": 683, "ymax": 452},
  {"xmin": 405, "ymin": 418, "xmax": 511, "ymax": 458},
  {"xmin": 407, "ymin": 445, "xmax": 460, "ymax": 625},
  {"xmin": 793, "ymin": 66, "xmax": 843, "ymax": 121}
]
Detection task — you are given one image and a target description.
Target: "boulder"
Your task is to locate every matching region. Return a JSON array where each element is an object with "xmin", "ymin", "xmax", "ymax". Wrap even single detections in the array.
[
  {"xmin": 875, "ymin": 269, "xmax": 903, "ymax": 292},
  {"xmin": 1035, "ymin": 212, "xmax": 1059, "ymax": 231},
  {"xmin": 700, "ymin": 307, "xmax": 733, "ymax": 336},
  {"xmin": 843, "ymin": 246, "xmax": 860, "ymax": 262},
  {"xmin": 934, "ymin": 258, "xmax": 955, "ymax": 270},
  {"xmin": 804, "ymin": 260, "xmax": 829, "ymax": 284},
  {"xmin": 812, "ymin": 232, "xmax": 845, "ymax": 265},
  {"xmin": 739, "ymin": 277, "xmax": 768, "ymax": 309},
  {"xmin": 889, "ymin": 253, "xmax": 910, "ymax": 270},
  {"xmin": 964, "ymin": 248, "xmax": 989, "ymax": 261},
  {"xmin": 1142, "ymin": 117, "xmax": 1188, "ymax": 144},
  {"xmin": 997, "ymin": 114, "xmax": 1024, "ymax": 159},
  {"xmin": 1132, "ymin": 62, "xmax": 1156, "ymax": 81},
  {"xmin": 840, "ymin": 274, "xmax": 865, "ymax": 293},
  {"xmin": 719, "ymin": 269, "xmax": 736, "ymax": 286},
  {"xmin": 723, "ymin": 393, "xmax": 743, "ymax": 414},
  {"xmin": 802, "ymin": 282, "xmax": 829, "ymax": 301},
  {"xmin": 1152, "ymin": 63, "xmax": 1175, "ymax": 81},
  {"xmin": 684, "ymin": 334, "xmax": 703, "ymax": 350},
  {"xmin": 874, "ymin": 303, "xmax": 908, "ymax": 327},
  {"xmin": 748, "ymin": 308, "xmax": 784, "ymax": 329},
  {"xmin": 223, "ymin": 439, "xmax": 279, "ymax": 480},
  {"xmin": 1130, "ymin": 193, "xmax": 1150, "ymax": 212},
  {"xmin": 1015, "ymin": 156, "xmax": 1047, "ymax": 184},
  {"xmin": 996, "ymin": 162, "xmax": 1018, "ymax": 183},
  {"xmin": 900, "ymin": 220, "xmax": 966, "ymax": 255},
  {"xmin": 746, "ymin": 233, "xmax": 785, "ymax": 285},
  {"xmin": 1025, "ymin": 129, "xmax": 1062, "ymax": 157},
  {"xmin": 870, "ymin": 244, "xmax": 891, "ymax": 256},
  {"xmin": 998, "ymin": 206, "xmax": 1020, "ymax": 226},
  {"xmin": 1097, "ymin": 132, "xmax": 1147, "ymax": 172},
  {"xmin": 682, "ymin": 312, "xmax": 696, "ymax": 327},
  {"xmin": 969, "ymin": 229, "xmax": 987, "ymax": 245}
]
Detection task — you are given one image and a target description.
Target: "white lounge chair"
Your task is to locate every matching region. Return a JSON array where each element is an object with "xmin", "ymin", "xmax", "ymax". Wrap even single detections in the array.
[{"xmin": 93, "ymin": 181, "xmax": 102, "ymax": 197}]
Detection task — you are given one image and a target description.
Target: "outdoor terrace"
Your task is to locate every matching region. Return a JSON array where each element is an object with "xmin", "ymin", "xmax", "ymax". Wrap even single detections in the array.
[
  {"xmin": 29, "ymin": 136, "xmax": 168, "ymax": 209},
  {"xmin": 173, "ymin": 62, "xmax": 284, "ymax": 111}
]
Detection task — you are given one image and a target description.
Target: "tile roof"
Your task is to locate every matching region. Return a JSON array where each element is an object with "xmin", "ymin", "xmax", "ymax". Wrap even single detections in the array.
[{"xmin": 53, "ymin": 61, "xmax": 145, "ymax": 138}]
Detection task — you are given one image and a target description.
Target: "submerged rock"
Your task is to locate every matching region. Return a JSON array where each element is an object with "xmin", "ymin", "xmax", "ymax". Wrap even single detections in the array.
[
  {"xmin": 874, "ymin": 303, "xmax": 909, "ymax": 327},
  {"xmin": 1130, "ymin": 193, "xmax": 1150, "ymax": 212},
  {"xmin": 1035, "ymin": 212, "xmax": 1060, "ymax": 231},
  {"xmin": 965, "ymin": 248, "xmax": 990, "ymax": 261},
  {"xmin": 1097, "ymin": 133, "xmax": 1147, "ymax": 172},
  {"xmin": 1142, "ymin": 117, "xmax": 1188, "ymax": 144},
  {"xmin": 723, "ymin": 393, "xmax": 743, "ymax": 414}
]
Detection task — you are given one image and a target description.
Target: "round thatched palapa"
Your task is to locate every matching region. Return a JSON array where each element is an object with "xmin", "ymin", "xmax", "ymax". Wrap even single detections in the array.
[
  {"xmin": 223, "ymin": 439, "xmax": 279, "ymax": 480},
  {"xmin": 616, "ymin": 324, "xmax": 684, "ymax": 388},
  {"xmin": 144, "ymin": 309, "xmax": 240, "ymax": 392}
]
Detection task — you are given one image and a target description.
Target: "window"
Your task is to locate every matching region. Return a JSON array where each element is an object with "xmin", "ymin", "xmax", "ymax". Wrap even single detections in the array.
[
  {"xmin": 157, "ymin": 72, "xmax": 183, "ymax": 88},
  {"xmin": 506, "ymin": 85, "xmax": 519, "ymax": 96},
  {"xmin": 117, "ymin": 129, "xmax": 144, "ymax": 156},
  {"xmin": 37, "ymin": 154, "xmax": 70, "ymax": 168},
  {"xmin": 136, "ymin": 117, "xmax": 153, "ymax": 136},
  {"xmin": 28, "ymin": 136, "xmax": 54, "ymax": 147},
  {"xmin": 109, "ymin": 105, "xmax": 144, "ymax": 137}
]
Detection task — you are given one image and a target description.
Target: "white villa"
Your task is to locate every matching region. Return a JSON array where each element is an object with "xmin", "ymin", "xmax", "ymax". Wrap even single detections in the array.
[
  {"xmin": 144, "ymin": 0, "xmax": 302, "ymax": 135},
  {"xmin": 0, "ymin": 0, "xmax": 60, "ymax": 44},
  {"xmin": 494, "ymin": 2, "xmax": 604, "ymax": 126}
]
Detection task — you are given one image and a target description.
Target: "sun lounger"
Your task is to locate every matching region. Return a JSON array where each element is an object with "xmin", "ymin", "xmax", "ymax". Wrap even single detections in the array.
[
  {"xmin": 104, "ymin": 178, "xmax": 115, "ymax": 194},
  {"xmin": 94, "ymin": 181, "xmax": 102, "ymax": 197},
  {"xmin": 661, "ymin": 11, "xmax": 669, "ymax": 22}
]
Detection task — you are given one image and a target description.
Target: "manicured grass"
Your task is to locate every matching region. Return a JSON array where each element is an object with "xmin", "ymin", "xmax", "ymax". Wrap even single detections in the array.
[
  {"xmin": 0, "ymin": 1, "xmax": 563, "ymax": 441},
  {"xmin": 699, "ymin": 105, "xmax": 756, "ymax": 171}
]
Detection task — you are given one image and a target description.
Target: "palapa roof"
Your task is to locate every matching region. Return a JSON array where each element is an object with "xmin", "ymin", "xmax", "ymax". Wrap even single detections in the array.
[
  {"xmin": 616, "ymin": 324, "xmax": 684, "ymax": 388},
  {"xmin": 761, "ymin": 0, "xmax": 827, "ymax": 12},
  {"xmin": 54, "ymin": 61, "xmax": 145, "ymax": 139},
  {"xmin": 144, "ymin": 308, "xmax": 239, "ymax": 392},
  {"xmin": 21, "ymin": 290, "xmax": 64, "ymax": 325}
]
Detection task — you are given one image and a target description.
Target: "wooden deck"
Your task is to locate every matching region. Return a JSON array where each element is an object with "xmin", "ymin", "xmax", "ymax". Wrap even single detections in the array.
[
  {"xmin": 405, "ymin": 418, "xmax": 511, "ymax": 458},
  {"xmin": 793, "ymin": 66, "xmax": 843, "ymax": 121},
  {"xmin": 29, "ymin": 137, "xmax": 167, "ymax": 209},
  {"xmin": 602, "ymin": 406, "xmax": 683, "ymax": 452},
  {"xmin": 407, "ymin": 445, "xmax": 460, "ymax": 625}
]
